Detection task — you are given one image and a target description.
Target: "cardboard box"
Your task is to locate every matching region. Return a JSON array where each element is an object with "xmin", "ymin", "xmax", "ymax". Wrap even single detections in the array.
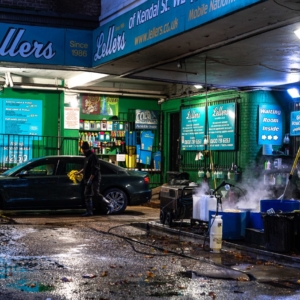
[
  {"xmin": 139, "ymin": 150, "xmax": 152, "ymax": 165},
  {"xmin": 153, "ymin": 151, "xmax": 161, "ymax": 170},
  {"xmin": 141, "ymin": 131, "xmax": 154, "ymax": 150}
]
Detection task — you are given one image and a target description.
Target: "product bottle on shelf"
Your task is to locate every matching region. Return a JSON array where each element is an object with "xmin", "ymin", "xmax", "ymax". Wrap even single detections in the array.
[
  {"xmin": 206, "ymin": 169, "xmax": 211, "ymax": 178},
  {"xmin": 276, "ymin": 173, "xmax": 282, "ymax": 186},
  {"xmin": 227, "ymin": 169, "xmax": 231, "ymax": 180}
]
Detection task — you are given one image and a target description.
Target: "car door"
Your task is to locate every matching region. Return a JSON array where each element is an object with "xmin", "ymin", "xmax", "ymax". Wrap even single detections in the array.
[
  {"xmin": 4, "ymin": 158, "xmax": 59, "ymax": 209},
  {"xmin": 99, "ymin": 160, "xmax": 119, "ymax": 191},
  {"xmin": 55, "ymin": 157, "xmax": 85, "ymax": 208}
]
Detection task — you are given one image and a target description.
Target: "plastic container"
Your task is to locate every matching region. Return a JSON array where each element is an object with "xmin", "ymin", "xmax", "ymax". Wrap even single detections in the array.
[
  {"xmin": 196, "ymin": 195, "xmax": 218, "ymax": 222},
  {"xmin": 262, "ymin": 144, "xmax": 273, "ymax": 155},
  {"xmin": 260, "ymin": 199, "xmax": 300, "ymax": 213},
  {"xmin": 263, "ymin": 213, "xmax": 295, "ymax": 253},
  {"xmin": 210, "ymin": 215, "xmax": 223, "ymax": 253},
  {"xmin": 249, "ymin": 212, "xmax": 264, "ymax": 230},
  {"xmin": 199, "ymin": 195, "xmax": 208, "ymax": 221},
  {"xmin": 209, "ymin": 210, "xmax": 247, "ymax": 239},
  {"xmin": 206, "ymin": 196, "xmax": 217, "ymax": 222},
  {"xmin": 192, "ymin": 195, "xmax": 201, "ymax": 219}
]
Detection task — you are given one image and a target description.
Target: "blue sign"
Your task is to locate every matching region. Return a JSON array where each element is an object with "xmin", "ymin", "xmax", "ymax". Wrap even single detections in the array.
[
  {"xmin": 208, "ymin": 103, "xmax": 235, "ymax": 150},
  {"xmin": 0, "ymin": 99, "xmax": 43, "ymax": 164},
  {"xmin": 2, "ymin": 99, "xmax": 42, "ymax": 136},
  {"xmin": 0, "ymin": 135, "xmax": 34, "ymax": 165},
  {"xmin": 135, "ymin": 109, "xmax": 158, "ymax": 129},
  {"xmin": 258, "ymin": 104, "xmax": 282, "ymax": 145},
  {"xmin": 181, "ymin": 106, "xmax": 206, "ymax": 151},
  {"xmin": 93, "ymin": 0, "xmax": 262, "ymax": 67},
  {"xmin": 290, "ymin": 111, "xmax": 300, "ymax": 136},
  {"xmin": 0, "ymin": 24, "xmax": 92, "ymax": 67}
]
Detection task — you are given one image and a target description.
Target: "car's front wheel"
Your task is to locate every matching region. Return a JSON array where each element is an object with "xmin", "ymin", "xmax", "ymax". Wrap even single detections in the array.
[{"xmin": 103, "ymin": 188, "xmax": 128, "ymax": 214}]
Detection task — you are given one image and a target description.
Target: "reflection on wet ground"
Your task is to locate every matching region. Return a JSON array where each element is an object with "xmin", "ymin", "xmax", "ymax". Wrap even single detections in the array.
[
  {"xmin": 0, "ymin": 257, "xmax": 63, "ymax": 293},
  {"xmin": 1, "ymin": 217, "xmax": 300, "ymax": 299},
  {"xmin": 6, "ymin": 280, "xmax": 55, "ymax": 293}
]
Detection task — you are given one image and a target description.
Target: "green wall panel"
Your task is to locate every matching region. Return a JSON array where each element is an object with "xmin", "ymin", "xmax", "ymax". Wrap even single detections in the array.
[{"xmin": 160, "ymin": 90, "xmax": 291, "ymax": 185}]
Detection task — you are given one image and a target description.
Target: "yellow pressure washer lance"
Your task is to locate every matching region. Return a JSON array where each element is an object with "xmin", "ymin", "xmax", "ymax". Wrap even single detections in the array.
[{"xmin": 279, "ymin": 146, "xmax": 300, "ymax": 200}]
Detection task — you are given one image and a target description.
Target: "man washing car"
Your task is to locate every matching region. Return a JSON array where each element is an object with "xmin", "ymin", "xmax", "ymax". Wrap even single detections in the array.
[{"xmin": 76, "ymin": 141, "xmax": 114, "ymax": 217}]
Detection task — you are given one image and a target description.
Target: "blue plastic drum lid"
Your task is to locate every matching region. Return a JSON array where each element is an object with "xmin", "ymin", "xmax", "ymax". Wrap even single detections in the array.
[
  {"xmin": 260, "ymin": 200, "xmax": 300, "ymax": 213},
  {"xmin": 209, "ymin": 211, "xmax": 247, "ymax": 240}
]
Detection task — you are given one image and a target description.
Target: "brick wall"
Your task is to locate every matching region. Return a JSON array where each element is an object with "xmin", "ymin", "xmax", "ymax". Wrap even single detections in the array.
[
  {"xmin": 0, "ymin": 0, "xmax": 101, "ymax": 29},
  {"xmin": 0, "ymin": 0, "xmax": 100, "ymax": 16}
]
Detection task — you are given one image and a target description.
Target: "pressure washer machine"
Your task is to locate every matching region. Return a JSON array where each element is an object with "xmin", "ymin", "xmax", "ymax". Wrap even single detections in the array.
[{"xmin": 159, "ymin": 172, "xmax": 195, "ymax": 227}]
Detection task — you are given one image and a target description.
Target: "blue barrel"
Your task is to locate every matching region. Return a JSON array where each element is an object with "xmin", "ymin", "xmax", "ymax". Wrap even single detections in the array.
[
  {"xmin": 249, "ymin": 212, "xmax": 264, "ymax": 230},
  {"xmin": 260, "ymin": 200, "xmax": 300, "ymax": 213},
  {"xmin": 209, "ymin": 211, "xmax": 247, "ymax": 240}
]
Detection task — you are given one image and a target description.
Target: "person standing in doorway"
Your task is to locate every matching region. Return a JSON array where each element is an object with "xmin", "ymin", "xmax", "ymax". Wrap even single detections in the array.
[{"xmin": 76, "ymin": 141, "xmax": 114, "ymax": 217}]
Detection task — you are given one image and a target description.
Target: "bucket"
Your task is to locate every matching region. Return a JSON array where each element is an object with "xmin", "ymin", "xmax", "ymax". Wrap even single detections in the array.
[
  {"xmin": 249, "ymin": 212, "xmax": 264, "ymax": 230},
  {"xmin": 209, "ymin": 210, "xmax": 247, "ymax": 239},
  {"xmin": 260, "ymin": 199, "xmax": 300, "ymax": 213},
  {"xmin": 263, "ymin": 213, "xmax": 294, "ymax": 253}
]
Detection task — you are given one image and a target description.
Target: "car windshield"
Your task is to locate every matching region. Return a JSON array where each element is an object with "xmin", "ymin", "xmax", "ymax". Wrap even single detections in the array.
[{"xmin": 0, "ymin": 159, "xmax": 37, "ymax": 176}]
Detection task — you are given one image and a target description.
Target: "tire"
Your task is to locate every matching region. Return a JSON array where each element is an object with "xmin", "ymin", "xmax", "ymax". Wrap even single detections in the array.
[
  {"xmin": 103, "ymin": 188, "xmax": 128, "ymax": 214},
  {"xmin": 160, "ymin": 210, "xmax": 166, "ymax": 224},
  {"xmin": 166, "ymin": 212, "xmax": 173, "ymax": 227}
]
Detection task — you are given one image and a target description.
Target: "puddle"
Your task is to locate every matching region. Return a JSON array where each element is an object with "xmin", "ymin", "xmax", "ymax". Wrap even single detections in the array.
[
  {"xmin": 0, "ymin": 261, "xmax": 27, "ymax": 279},
  {"xmin": 6, "ymin": 279, "xmax": 55, "ymax": 292},
  {"xmin": 0, "ymin": 257, "xmax": 60, "ymax": 293}
]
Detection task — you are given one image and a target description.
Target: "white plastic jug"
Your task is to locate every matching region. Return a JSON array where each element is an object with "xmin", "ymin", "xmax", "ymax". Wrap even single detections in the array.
[
  {"xmin": 210, "ymin": 215, "xmax": 223, "ymax": 253},
  {"xmin": 206, "ymin": 196, "xmax": 217, "ymax": 222}
]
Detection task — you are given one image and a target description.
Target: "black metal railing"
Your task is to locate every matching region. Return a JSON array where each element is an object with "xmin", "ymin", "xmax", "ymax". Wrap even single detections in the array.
[
  {"xmin": 0, "ymin": 134, "xmax": 78, "ymax": 172},
  {"xmin": 0, "ymin": 133, "xmax": 163, "ymax": 187}
]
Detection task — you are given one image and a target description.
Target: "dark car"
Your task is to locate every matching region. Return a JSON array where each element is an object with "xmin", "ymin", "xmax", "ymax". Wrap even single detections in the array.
[{"xmin": 0, "ymin": 155, "xmax": 152, "ymax": 214}]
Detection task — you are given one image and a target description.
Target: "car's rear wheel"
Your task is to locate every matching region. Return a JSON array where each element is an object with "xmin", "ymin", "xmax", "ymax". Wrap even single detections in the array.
[{"xmin": 103, "ymin": 188, "xmax": 128, "ymax": 214}]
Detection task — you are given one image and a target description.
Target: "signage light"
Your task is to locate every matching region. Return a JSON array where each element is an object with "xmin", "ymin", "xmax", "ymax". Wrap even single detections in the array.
[{"xmin": 287, "ymin": 88, "xmax": 300, "ymax": 99}]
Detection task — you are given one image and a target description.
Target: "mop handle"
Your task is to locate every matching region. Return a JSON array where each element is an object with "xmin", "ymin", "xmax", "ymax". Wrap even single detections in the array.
[{"xmin": 289, "ymin": 146, "xmax": 300, "ymax": 179}]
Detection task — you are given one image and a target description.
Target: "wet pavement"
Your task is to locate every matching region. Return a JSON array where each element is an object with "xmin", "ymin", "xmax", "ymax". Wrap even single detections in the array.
[{"xmin": 0, "ymin": 206, "xmax": 300, "ymax": 299}]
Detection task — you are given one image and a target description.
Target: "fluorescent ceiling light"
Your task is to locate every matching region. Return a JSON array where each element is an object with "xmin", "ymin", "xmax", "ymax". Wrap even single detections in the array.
[
  {"xmin": 67, "ymin": 72, "xmax": 108, "ymax": 89},
  {"xmin": 287, "ymin": 88, "xmax": 300, "ymax": 98},
  {"xmin": 194, "ymin": 85, "xmax": 203, "ymax": 89},
  {"xmin": 294, "ymin": 28, "xmax": 300, "ymax": 40}
]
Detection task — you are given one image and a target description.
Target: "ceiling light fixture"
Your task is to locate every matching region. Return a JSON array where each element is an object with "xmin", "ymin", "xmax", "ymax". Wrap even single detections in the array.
[
  {"xmin": 67, "ymin": 72, "xmax": 108, "ymax": 89},
  {"xmin": 4, "ymin": 72, "xmax": 13, "ymax": 87},
  {"xmin": 294, "ymin": 28, "xmax": 300, "ymax": 40},
  {"xmin": 13, "ymin": 85, "xmax": 164, "ymax": 99},
  {"xmin": 194, "ymin": 84, "xmax": 203, "ymax": 89},
  {"xmin": 287, "ymin": 88, "xmax": 300, "ymax": 98}
]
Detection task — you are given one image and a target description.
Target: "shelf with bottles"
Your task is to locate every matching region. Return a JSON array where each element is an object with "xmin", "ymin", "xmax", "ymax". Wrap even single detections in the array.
[
  {"xmin": 78, "ymin": 138, "xmax": 124, "ymax": 155},
  {"xmin": 79, "ymin": 130, "xmax": 126, "ymax": 144},
  {"xmin": 263, "ymin": 172, "xmax": 289, "ymax": 187},
  {"xmin": 79, "ymin": 119, "xmax": 128, "ymax": 133},
  {"xmin": 197, "ymin": 166, "xmax": 238, "ymax": 181}
]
